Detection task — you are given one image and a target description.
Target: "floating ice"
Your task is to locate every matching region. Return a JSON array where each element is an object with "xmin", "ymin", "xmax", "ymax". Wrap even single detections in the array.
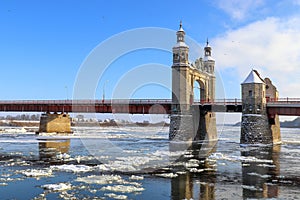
[
  {"xmin": 42, "ymin": 183, "xmax": 72, "ymax": 191},
  {"xmin": 56, "ymin": 153, "xmax": 71, "ymax": 160},
  {"xmin": 129, "ymin": 175, "xmax": 144, "ymax": 180},
  {"xmin": 185, "ymin": 159, "xmax": 200, "ymax": 168},
  {"xmin": 257, "ymin": 163, "xmax": 276, "ymax": 168},
  {"xmin": 100, "ymin": 185, "xmax": 144, "ymax": 193},
  {"xmin": 21, "ymin": 169, "xmax": 52, "ymax": 178},
  {"xmin": 50, "ymin": 164, "xmax": 92, "ymax": 173},
  {"xmin": 209, "ymin": 153, "xmax": 273, "ymax": 163},
  {"xmin": 241, "ymin": 185, "xmax": 262, "ymax": 191},
  {"xmin": 76, "ymin": 175, "xmax": 123, "ymax": 185},
  {"xmin": 247, "ymin": 172, "xmax": 271, "ymax": 178},
  {"xmin": 104, "ymin": 193, "xmax": 127, "ymax": 199},
  {"xmin": 189, "ymin": 168, "xmax": 204, "ymax": 173},
  {"xmin": 156, "ymin": 173, "xmax": 178, "ymax": 178}
]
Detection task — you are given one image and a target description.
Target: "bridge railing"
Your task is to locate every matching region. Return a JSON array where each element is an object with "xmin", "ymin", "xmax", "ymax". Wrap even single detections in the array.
[
  {"xmin": 267, "ymin": 98, "xmax": 300, "ymax": 104},
  {"xmin": 0, "ymin": 99, "xmax": 173, "ymax": 105},
  {"xmin": 193, "ymin": 99, "xmax": 242, "ymax": 105}
]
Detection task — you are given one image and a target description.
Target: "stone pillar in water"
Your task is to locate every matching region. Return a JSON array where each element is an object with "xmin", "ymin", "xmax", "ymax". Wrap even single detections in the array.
[
  {"xmin": 38, "ymin": 113, "xmax": 72, "ymax": 134},
  {"xmin": 241, "ymin": 70, "xmax": 281, "ymax": 144}
]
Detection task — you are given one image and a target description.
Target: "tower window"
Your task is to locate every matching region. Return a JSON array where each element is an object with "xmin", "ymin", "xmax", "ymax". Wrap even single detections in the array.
[{"xmin": 249, "ymin": 90, "xmax": 253, "ymax": 97}]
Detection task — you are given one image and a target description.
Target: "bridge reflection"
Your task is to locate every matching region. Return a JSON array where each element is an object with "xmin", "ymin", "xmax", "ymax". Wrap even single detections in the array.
[
  {"xmin": 38, "ymin": 138, "xmax": 70, "ymax": 162},
  {"xmin": 241, "ymin": 145, "xmax": 280, "ymax": 199},
  {"xmin": 170, "ymin": 144, "xmax": 281, "ymax": 199},
  {"xmin": 171, "ymin": 141, "xmax": 217, "ymax": 200}
]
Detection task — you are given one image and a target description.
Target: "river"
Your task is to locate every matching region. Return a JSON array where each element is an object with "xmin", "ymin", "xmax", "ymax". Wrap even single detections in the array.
[{"xmin": 0, "ymin": 125, "xmax": 299, "ymax": 199}]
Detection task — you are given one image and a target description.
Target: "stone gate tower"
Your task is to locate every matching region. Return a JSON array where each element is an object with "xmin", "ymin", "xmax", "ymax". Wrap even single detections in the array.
[
  {"xmin": 241, "ymin": 70, "xmax": 281, "ymax": 144},
  {"xmin": 169, "ymin": 22, "xmax": 217, "ymax": 147}
]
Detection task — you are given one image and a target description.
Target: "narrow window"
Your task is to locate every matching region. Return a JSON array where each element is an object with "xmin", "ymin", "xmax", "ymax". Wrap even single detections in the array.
[{"xmin": 249, "ymin": 90, "xmax": 252, "ymax": 97}]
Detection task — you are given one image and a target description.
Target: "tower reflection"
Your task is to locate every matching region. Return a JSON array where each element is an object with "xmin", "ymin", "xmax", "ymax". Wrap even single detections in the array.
[
  {"xmin": 38, "ymin": 138, "xmax": 70, "ymax": 162},
  {"xmin": 241, "ymin": 145, "xmax": 280, "ymax": 199},
  {"xmin": 170, "ymin": 140, "xmax": 217, "ymax": 200}
]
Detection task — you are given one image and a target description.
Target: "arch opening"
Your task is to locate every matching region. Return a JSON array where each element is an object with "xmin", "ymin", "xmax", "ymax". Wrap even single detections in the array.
[{"xmin": 193, "ymin": 79, "xmax": 205, "ymax": 103}]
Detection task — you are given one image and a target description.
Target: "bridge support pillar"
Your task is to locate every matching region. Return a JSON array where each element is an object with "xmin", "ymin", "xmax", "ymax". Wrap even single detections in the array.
[
  {"xmin": 169, "ymin": 107, "xmax": 217, "ymax": 151},
  {"xmin": 241, "ymin": 70, "xmax": 281, "ymax": 145},
  {"xmin": 38, "ymin": 113, "xmax": 72, "ymax": 134},
  {"xmin": 241, "ymin": 114, "xmax": 280, "ymax": 144}
]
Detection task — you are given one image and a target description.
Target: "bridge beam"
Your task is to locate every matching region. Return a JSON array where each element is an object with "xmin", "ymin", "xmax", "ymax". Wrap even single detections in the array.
[{"xmin": 38, "ymin": 113, "xmax": 72, "ymax": 134}]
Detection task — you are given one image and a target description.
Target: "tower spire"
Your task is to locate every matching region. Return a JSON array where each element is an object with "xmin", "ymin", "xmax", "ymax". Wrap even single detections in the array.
[{"xmin": 206, "ymin": 38, "xmax": 209, "ymax": 46}]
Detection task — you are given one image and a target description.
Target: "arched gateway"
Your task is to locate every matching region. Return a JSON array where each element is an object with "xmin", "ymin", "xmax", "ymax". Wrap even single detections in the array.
[{"xmin": 169, "ymin": 22, "xmax": 217, "ymax": 145}]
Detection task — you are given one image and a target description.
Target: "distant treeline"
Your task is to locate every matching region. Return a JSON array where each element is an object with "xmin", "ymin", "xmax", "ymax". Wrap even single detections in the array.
[{"xmin": 0, "ymin": 114, "xmax": 40, "ymax": 121}]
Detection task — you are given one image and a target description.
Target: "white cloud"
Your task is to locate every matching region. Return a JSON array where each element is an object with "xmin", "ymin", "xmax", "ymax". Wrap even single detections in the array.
[
  {"xmin": 212, "ymin": 16, "xmax": 300, "ymax": 97},
  {"xmin": 214, "ymin": 0, "xmax": 265, "ymax": 20}
]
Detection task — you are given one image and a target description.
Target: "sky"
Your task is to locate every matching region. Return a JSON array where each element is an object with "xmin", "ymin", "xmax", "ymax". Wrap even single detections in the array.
[{"xmin": 1, "ymin": 0, "xmax": 300, "ymax": 102}]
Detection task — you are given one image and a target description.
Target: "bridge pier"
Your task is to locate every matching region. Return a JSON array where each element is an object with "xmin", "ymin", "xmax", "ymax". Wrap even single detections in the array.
[
  {"xmin": 169, "ymin": 107, "xmax": 217, "ymax": 151},
  {"xmin": 241, "ymin": 70, "xmax": 281, "ymax": 145},
  {"xmin": 38, "ymin": 113, "xmax": 72, "ymax": 134}
]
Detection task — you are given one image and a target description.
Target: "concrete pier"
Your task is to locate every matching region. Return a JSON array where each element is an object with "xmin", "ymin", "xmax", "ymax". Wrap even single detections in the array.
[{"xmin": 38, "ymin": 113, "xmax": 72, "ymax": 134}]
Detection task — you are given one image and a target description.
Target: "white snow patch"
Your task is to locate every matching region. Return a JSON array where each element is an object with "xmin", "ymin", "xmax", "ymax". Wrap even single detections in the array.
[
  {"xmin": 50, "ymin": 164, "xmax": 92, "ymax": 173},
  {"xmin": 247, "ymin": 172, "xmax": 271, "ymax": 178},
  {"xmin": 209, "ymin": 152, "xmax": 273, "ymax": 163},
  {"xmin": 241, "ymin": 185, "xmax": 262, "ymax": 191},
  {"xmin": 129, "ymin": 175, "xmax": 144, "ymax": 180},
  {"xmin": 100, "ymin": 185, "xmax": 144, "ymax": 193},
  {"xmin": 156, "ymin": 173, "xmax": 178, "ymax": 178},
  {"xmin": 189, "ymin": 168, "xmax": 205, "ymax": 173},
  {"xmin": 42, "ymin": 183, "xmax": 71, "ymax": 191},
  {"xmin": 76, "ymin": 175, "xmax": 123, "ymax": 185},
  {"xmin": 104, "ymin": 193, "xmax": 128, "ymax": 199},
  {"xmin": 21, "ymin": 169, "xmax": 52, "ymax": 178}
]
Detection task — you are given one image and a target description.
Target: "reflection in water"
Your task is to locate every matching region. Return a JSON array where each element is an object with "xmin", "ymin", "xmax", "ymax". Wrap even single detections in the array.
[
  {"xmin": 38, "ymin": 139, "xmax": 70, "ymax": 162},
  {"xmin": 241, "ymin": 145, "xmax": 281, "ymax": 199},
  {"xmin": 171, "ymin": 140, "xmax": 217, "ymax": 200}
]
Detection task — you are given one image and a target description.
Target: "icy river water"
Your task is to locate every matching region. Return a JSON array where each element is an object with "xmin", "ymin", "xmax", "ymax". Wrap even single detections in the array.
[{"xmin": 0, "ymin": 125, "xmax": 299, "ymax": 199}]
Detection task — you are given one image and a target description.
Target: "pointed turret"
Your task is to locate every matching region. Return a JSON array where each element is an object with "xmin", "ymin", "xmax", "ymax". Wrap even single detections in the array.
[
  {"xmin": 172, "ymin": 21, "xmax": 189, "ymax": 66},
  {"xmin": 203, "ymin": 39, "xmax": 215, "ymax": 74}
]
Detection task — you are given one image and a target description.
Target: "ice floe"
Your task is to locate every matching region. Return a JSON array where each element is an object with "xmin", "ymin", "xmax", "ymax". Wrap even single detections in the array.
[
  {"xmin": 42, "ymin": 183, "xmax": 72, "ymax": 191},
  {"xmin": 100, "ymin": 185, "xmax": 144, "ymax": 193},
  {"xmin": 156, "ymin": 173, "xmax": 178, "ymax": 178},
  {"xmin": 50, "ymin": 164, "xmax": 92, "ymax": 173},
  {"xmin": 209, "ymin": 152, "xmax": 273, "ymax": 163},
  {"xmin": 104, "ymin": 193, "xmax": 128, "ymax": 199},
  {"xmin": 241, "ymin": 185, "xmax": 263, "ymax": 191},
  {"xmin": 21, "ymin": 169, "xmax": 52, "ymax": 178},
  {"xmin": 129, "ymin": 175, "xmax": 144, "ymax": 180},
  {"xmin": 76, "ymin": 174, "xmax": 123, "ymax": 185},
  {"xmin": 247, "ymin": 172, "xmax": 271, "ymax": 179}
]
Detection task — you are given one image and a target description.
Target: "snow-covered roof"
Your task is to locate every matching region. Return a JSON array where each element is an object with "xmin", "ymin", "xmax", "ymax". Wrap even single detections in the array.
[{"xmin": 242, "ymin": 70, "xmax": 265, "ymax": 84}]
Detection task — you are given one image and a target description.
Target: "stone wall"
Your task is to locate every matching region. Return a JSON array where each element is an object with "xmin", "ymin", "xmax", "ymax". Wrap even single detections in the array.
[
  {"xmin": 242, "ymin": 83, "xmax": 266, "ymax": 114},
  {"xmin": 38, "ymin": 113, "xmax": 72, "ymax": 133},
  {"xmin": 241, "ymin": 114, "xmax": 273, "ymax": 144}
]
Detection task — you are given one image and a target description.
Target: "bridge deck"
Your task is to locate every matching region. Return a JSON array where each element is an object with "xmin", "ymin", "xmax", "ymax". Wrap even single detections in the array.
[{"xmin": 0, "ymin": 99, "xmax": 300, "ymax": 116}]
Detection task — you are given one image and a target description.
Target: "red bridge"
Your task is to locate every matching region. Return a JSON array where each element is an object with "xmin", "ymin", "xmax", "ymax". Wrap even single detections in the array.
[{"xmin": 0, "ymin": 98, "xmax": 300, "ymax": 116}]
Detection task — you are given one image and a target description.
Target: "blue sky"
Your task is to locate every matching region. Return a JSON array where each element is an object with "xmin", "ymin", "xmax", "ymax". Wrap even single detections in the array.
[{"xmin": 1, "ymin": 0, "xmax": 300, "ymax": 100}]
